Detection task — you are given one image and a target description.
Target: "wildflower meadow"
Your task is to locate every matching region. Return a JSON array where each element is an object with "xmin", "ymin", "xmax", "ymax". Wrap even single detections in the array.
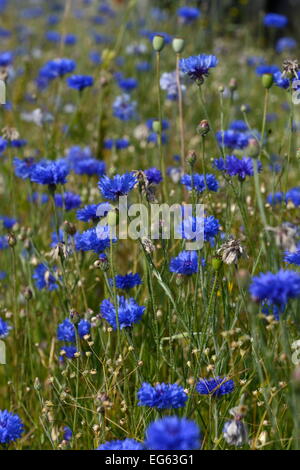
[{"xmin": 1, "ymin": 0, "xmax": 300, "ymax": 453}]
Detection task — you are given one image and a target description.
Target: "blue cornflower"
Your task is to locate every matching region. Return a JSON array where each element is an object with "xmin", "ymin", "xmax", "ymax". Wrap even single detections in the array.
[
  {"xmin": 39, "ymin": 58, "xmax": 76, "ymax": 81},
  {"xmin": 286, "ymin": 187, "xmax": 300, "ymax": 206},
  {"xmin": 214, "ymin": 155, "xmax": 262, "ymax": 180},
  {"xmin": 0, "ymin": 51, "xmax": 13, "ymax": 67},
  {"xmin": 57, "ymin": 318, "xmax": 75, "ymax": 343},
  {"xmin": 64, "ymin": 34, "xmax": 77, "ymax": 46},
  {"xmin": 0, "ymin": 216, "xmax": 17, "ymax": 229},
  {"xmin": 267, "ymin": 192, "xmax": 284, "ymax": 205},
  {"xmin": 264, "ymin": 13, "xmax": 288, "ymax": 28},
  {"xmin": 59, "ymin": 346, "xmax": 77, "ymax": 360},
  {"xmin": 111, "ymin": 273, "xmax": 142, "ymax": 290},
  {"xmin": 0, "ymin": 271, "xmax": 6, "ymax": 280},
  {"xmin": 0, "ymin": 137, "xmax": 8, "ymax": 154},
  {"xmin": 181, "ymin": 173, "xmax": 219, "ymax": 193},
  {"xmin": 72, "ymin": 158, "xmax": 105, "ymax": 177},
  {"xmin": 178, "ymin": 215, "xmax": 219, "ymax": 243},
  {"xmin": 169, "ymin": 250, "xmax": 199, "ymax": 275},
  {"xmin": 284, "ymin": 249, "xmax": 300, "ymax": 266},
  {"xmin": 116, "ymin": 75, "xmax": 138, "ymax": 93},
  {"xmin": 0, "ymin": 410, "xmax": 24, "ymax": 444},
  {"xmin": 112, "ymin": 94, "xmax": 137, "ymax": 121},
  {"xmin": 115, "ymin": 138, "xmax": 130, "ymax": 150},
  {"xmin": 54, "ymin": 192, "xmax": 81, "ymax": 211},
  {"xmin": 229, "ymin": 120, "xmax": 248, "ymax": 132},
  {"xmin": 179, "ymin": 54, "xmax": 218, "ymax": 83},
  {"xmin": 67, "ymin": 75, "xmax": 94, "ymax": 91},
  {"xmin": 89, "ymin": 51, "xmax": 102, "ymax": 65},
  {"xmin": 145, "ymin": 417, "xmax": 201, "ymax": 450},
  {"xmin": 249, "ymin": 269, "xmax": 300, "ymax": 309},
  {"xmin": 100, "ymin": 296, "xmax": 145, "ymax": 330},
  {"xmin": 276, "ymin": 37, "xmax": 297, "ymax": 53},
  {"xmin": 45, "ymin": 30, "xmax": 61, "ymax": 42},
  {"xmin": 256, "ymin": 64, "xmax": 280, "ymax": 76},
  {"xmin": 78, "ymin": 319, "xmax": 91, "ymax": 338},
  {"xmin": 145, "ymin": 167, "xmax": 162, "ymax": 185},
  {"xmin": 75, "ymin": 226, "xmax": 115, "ymax": 254},
  {"xmin": 0, "ymin": 318, "xmax": 11, "ymax": 338},
  {"xmin": 33, "ymin": 264, "xmax": 58, "ymax": 291},
  {"xmin": 0, "ymin": 236, "xmax": 8, "ymax": 250},
  {"xmin": 177, "ymin": 6, "xmax": 201, "ymax": 23},
  {"xmin": 138, "ymin": 383, "xmax": 187, "ymax": 409},
  {"xmin": 216, "ymin": 130, "xmax": 249, "ymax": 150},
  {"xmin": 136, "ymin": 61, "xmax": 151, "ymax": 72},
  {"xmin": 97, "ymin": 439, "xmax": 144, "ymax": 450},
  {"xmin": 160, "ymin": 71, "xmax": 185, "ymax": 101},
  {"xmin": 273, "ymin": 71, "xmax": 290, "ymax": 89},
  {"xmin": 76, "ymin": 203, "xmax": 112, "ymax": 222},
  {"xmin": 196, "ymin": 377, "xmax": 235, "ymax": 397},
  {"xmin": 30, "ymin": 159, "xmax": 69, "ymax": 186},
  {"xmin": 98, "ymin": 172, "xmax": 136, "ymax": 200},
  {"xmin": 63, "ymin": 426, "xmax": 72, "ymax": 442}
]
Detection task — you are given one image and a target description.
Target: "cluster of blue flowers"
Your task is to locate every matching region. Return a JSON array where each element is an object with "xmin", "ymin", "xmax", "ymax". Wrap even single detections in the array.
[
  {"xmin": 181, "ymin": 173, "xmax": 219, "ymax": 193},
  {"xmin": 214, "ymin": 155, "xmax": 262, "ymax": 180}
]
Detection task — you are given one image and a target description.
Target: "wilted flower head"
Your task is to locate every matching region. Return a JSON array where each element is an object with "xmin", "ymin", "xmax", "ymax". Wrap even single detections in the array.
[
  {"xmin": 282, "ymin": 59, "xmax": 299, "ymax": 79},
  {"xmin": 217, "ymin": 238, "xmax": 246, "ymax": 265}
]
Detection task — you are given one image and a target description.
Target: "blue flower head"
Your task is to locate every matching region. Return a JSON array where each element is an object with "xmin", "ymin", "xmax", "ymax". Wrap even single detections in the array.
[
  {"xmin": 0, "ymin": 318, "xmax": 11, "ymax": 338},
  {"xmin": 264, "ymin": 13, "xmax": 288, "ymax": 28},
  {"xmin": 276, "ymin": 37, "xmax": 297, "ymax": 53},
  {"xmin": 100, "ymin": 296, "xmax": 145, "ymax": 330},
  {"xmin": 67, "ymin": 75, "xmax": 94, "ymax": 91},
  {"xmin": 30, "ymin": 160, "xmax": 69, "ymax": 186},
  {"xmin": 177, "ymin": 6, "xmax": 201, "ymax": 23},
  {"xmin": 97, "ymin": 439, "xmax": 144, "ymax": 450},
  {"xmin": 181, "ymin": 173, "xmax": 219, "ymax": 193},
  {"xmin": 196, "ymin": 377, "xmax": 235, "ymax": 397},
  {"xmin": 0, "ymin": 410, "xmax": 24, "ymax": 444},
  {"xmin": 98, "ymin": 172, "xmax": 136, "ymax": 200},
  {"xmin": 111, "ymin": 273, "xmax": 142, "ymax": 290},
  {"xmin": 75, "ymin": 226, "xmax": 116, "ymax": 254},
  {"xmin": 180, "ymin": 54, "xmax": 218, "ymax": 84},
  {"xmin": 57, "ymin": 318, "xmax": 76, "ymax": 343},
  {"xmin": 54, "ymin": 191, "xmax": 81, "ymax": 211},
  {"xmin": 39, "ymin": 58, "xmax": 76, "ymax": 82},
  {"xmin": 0, "ymin": 216, "xmax": 17, "ymax": 230},
  {"xmin": 286, "ymin": 187, "xmax": 300, "ymax": 207},
  {"xmin": 145, "ymin": 167, "xmax": 163, "ymax": 185},
  {"xmin": 249, "ymin": 269, "xmax": 300, "ymax": 311},
  {"xmin": 33, "ymin": 264, "xmax": 59, "ymax": 291},
  {"xmin": 145, "ymin": 417, "xmax": 201, "ymax": 450},
  {"xmin": 170, "ymin": 250, "xmax": 199, "ymax": 275},
  {"xmin": 214, "ymin": 155, "xmax": 262, "ymax": 180},
  {"xmin": 138, "ymin": 383, "xmax": 188, "ymax": 409},
  {"xmin": 284, "ymin": 249, "xmax": 300, "ymax": 266},
  {"xmin": 112, "ymin": 94, "xmax": 137, "ymax": 121},
  {"xmin": 59, "ymin": 346, "xmax": 77, "ymax": 360}
]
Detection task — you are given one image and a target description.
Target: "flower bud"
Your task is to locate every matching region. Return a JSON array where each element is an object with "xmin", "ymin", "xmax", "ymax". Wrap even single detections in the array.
[
  {"xmin": 34, "ymin": 377, "xmax": 41, "ymax": 391},
  {"xmin": 8, "ymin": 232, "xmax": 16, "ymax": 247},
  {"xmin": 23, "ymin": 286, "xmax": 33, "ymax": 301},
  {"xmin": 262, "ymin": 73, "xmax": 273, "ymax": 89},
  {"xmin": 152, "ymin": 120, "xmax": 162, "ymax": 134},
  {"xmin": 97, "ymin": 253, "xmax": 110, "ymax": 272},
  {"xmin": 186, "ymin": 150, "xmax": 197, "ymax": 167},
  {"xmin": 196, "ymin": 119, "xmax": 210, "ymax": 136},
  {"xmin": 212, "ymin": 257, "xmax": 222, "ymax": 271},
  {"xmin": 172, "ymin": 37, "xmax": 185, "ymax": 54},
  {"xmin": 229, "ymin": 78, "xmax": 238, "ymax": 91},
  {"xmin": 152, "ymin": 35, "xmax": 165, "ymax": 52},
  {"xmin": 70, "ymin": 309, "xmax": 81, "ymax": 325},
  {"xmin": 218, "ymin": 85, "xmax": 225, "ymax": 93},
  {"xmin": 63, "ymin": 221, "xmax": 77, "ymax": 236}
]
